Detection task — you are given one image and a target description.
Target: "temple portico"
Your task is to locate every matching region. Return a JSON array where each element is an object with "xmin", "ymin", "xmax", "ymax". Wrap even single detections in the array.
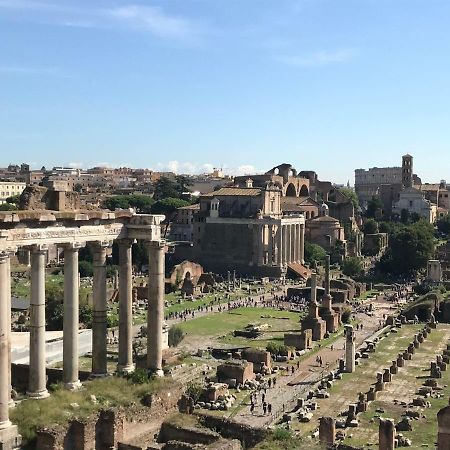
[{"xmin": 0, "ymin": 211, "xmax": 165, "ymax": 447}]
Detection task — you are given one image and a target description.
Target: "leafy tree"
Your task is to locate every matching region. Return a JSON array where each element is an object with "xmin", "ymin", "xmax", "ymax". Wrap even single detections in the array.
[
  {"xmin": 366, "ymin": 196, "xmax": 383, "ymax": 218},
  {"xmin": 104, "ymin": 195, "xmax": 130, "ymax": 210},
  {"xmin": 342, "ymin": 257, "xmax": 364, "ymax": 277},
  {"xmin": 339, "ymin": 187, "xmax": 359, "ymax": 210},
  {"xmin": 437, "ymin": 215, "xmax": 450, "ymax": 236},
  {"xmin": 79, "ymin": 260, "xmax": 93, "ymax": 277},
  {"xmin": 400, "ymin": 208, "xmax": 410, "ymax": 224},
  {"xmin": 104, "ymin": 194, "xmax": 154, "ymax": 213},
  {"xmin": 376, "ymin": 219, "xmax": 435, "ymax": 276},
  {"xmin": 304, "ymin": 242, "xmax": 327, "ymax": 266},
  {"xmin": 363, "ymin": 218, "xmax": 379, "ymax": 235},
  {"xmin": 175, "ymin": 175, "xmax": 193, "ymax": 196},
  {"xmin": 46, "ymin": 298, "xmax": 64, "ymax": 330},
  {"xmin": 330, "ymin": 239, "xmax": 346, "ymax": 262},
  {"xmin": 6, "ymin": 194, "xmax": 21, "ymax": 204},
  {"xmin": 343, "ymin": 221, "xmax": 356, "ymax": 242},
  {"xmin": 73, "ymin": 183, "xmax": 83, "ymax": 193},
  {"xmin": 79, "ymin": 304, "xmax": 93, "ymax": 328},
  {"xmin": 151, "ymin": 197, "xmax": 191, "ymax": 216},
  {"xmin": 153, "ymin": 177, "xmax": 180, "ymax": 200},
  {"xmin": 0, "ymin": 203, "xmax": 17, "ymax": 211},
  {"xmin": 168, "ymin": 325, "xmax": 185, "ymax": 347}
]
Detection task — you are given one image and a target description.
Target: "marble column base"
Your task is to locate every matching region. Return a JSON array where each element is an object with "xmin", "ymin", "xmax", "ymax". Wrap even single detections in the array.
[
  {"xmin": 26, "ymin": 389, "xmax": 50, "ymax": 400},
  {"xmin": 150, "ymin": 369, "xmax": 164, "ymax": 378},
  {"xmin": 64, "ymin": 380, "xmax": 82, "ymax": 391},
  {"xmin": 89, "ymin": 372, "xmax": 109, "ymax": 379},
  {"xmin": 0, "ymin": 424, "xmax": 21, "ymax": 449},
  {"xmin": 117, "ymin": 364, "xmax": 135, "ymax": 374}
]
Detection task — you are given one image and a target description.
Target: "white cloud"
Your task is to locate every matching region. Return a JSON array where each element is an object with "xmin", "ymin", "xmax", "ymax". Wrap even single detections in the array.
[
  {"xmin": 235, "ymin": 165, "xmax": 260, "ymax": 176},
  {"xmin": 275, "ymin": 49, "xmax": 354, "ymax": 67},
  {"xmin": 68, "ymin": 162, "xmax": 84, "ymax": 169},
  {"xmin": 0, "ymin": 1, "xmax": 204, "ymax": 43},
  {"xmin": 108, "ymin": 5, "xmax": 199, "ymax": 41},
  {"xmin": 156, "ymin": 161, "xmax": 217, "ymax": 175}
]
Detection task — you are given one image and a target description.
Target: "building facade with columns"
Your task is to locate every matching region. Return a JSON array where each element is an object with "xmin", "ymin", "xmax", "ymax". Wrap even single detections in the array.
[
  {"xmin": 191, "ymin": 184, "xmax": 305, "ymax": 277},
  {"xmin": 0, "ymin": 210, "xmax": 166, "ymax": 448}
]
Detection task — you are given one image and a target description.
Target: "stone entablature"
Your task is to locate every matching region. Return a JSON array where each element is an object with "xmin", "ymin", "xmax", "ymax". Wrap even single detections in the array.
[{"xmin": 0, "ymin": 211, "xmax": 162, "ymax": 251}]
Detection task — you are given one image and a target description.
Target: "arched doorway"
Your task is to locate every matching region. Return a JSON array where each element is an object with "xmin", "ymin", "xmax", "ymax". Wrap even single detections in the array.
[
  {"xmin": 299, "ymin": 185, "xmax": 309, "ymax": 197},
  {"xmin": 286, "ymin": 183, "xmax": 297, "ymax": 197}
]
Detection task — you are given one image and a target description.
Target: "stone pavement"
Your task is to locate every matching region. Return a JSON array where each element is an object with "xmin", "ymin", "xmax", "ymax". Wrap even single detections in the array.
[{"xmin": 233, "ymin": 296, "xmax": 394, "ymax": 427}]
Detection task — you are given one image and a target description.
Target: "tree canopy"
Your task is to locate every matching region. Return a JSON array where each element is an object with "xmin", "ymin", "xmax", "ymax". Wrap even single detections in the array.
[
  {"xmin": 376, "ymin": 219, "xmax": 435, "ymax": 277},
  {"xmin": 339, "ymin": 187, "xmax": 359, "ymax": 210},
  {"xmin": 365, "ymin": 196, "xmax": 383, "ymax": 218},
  {"xmin": 151, "ymin": 197, "xmax": 191, "ymax": 216},
  {"xmin": 342, "ymin": 257, "xmax": 364, "ymax": 277},
  {"xmin": 437, "ymin": 214, "xmax": 450, "ymax": 236},
  {"xmin": 363, "ymin": 218, "xmax": 379, "ymax": 234},
  {"xmin": 304, "ymin": 242, "xmax": 327, "ymax": 266},
  {"xmin": 104, "ymin": 194, "xmax": 155, "ymax": 213}
]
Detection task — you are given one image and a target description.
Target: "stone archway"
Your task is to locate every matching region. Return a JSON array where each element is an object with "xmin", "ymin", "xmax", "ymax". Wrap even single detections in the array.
[
  {"xmin": 300, "ymin": 184, "xmax": 309, "ymax": 197},
  {"xmin": 286, "ymin": 183, "xmax": 297, "ymax": 197}
]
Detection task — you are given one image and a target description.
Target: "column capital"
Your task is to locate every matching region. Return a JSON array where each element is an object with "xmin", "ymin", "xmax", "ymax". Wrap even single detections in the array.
[
  {"xmin": 89, "ymin": 240, "xmax": 113, "ymax": 250},
  {"xmin": 145, "ymin": 239, "xmax": 166, "ymax": 250},
  {"xmin": 60, "ymin": 242, "xmax": 85, "ymax": 251},
  {"xmin": 117, "ymin": 238, "xmax": 135, "ymax": 248},
  {"xmin": 26, "ymin": 244, "xmax": 49, "ymax": 253}
]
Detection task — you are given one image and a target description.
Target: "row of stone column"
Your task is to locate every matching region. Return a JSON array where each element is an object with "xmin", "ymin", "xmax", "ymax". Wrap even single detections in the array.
[
  {"xmin": 0, "ymin": 239, "xmax": 165, "ymax": 433},
  {"xmin": 254, "ymin": 222, "xmax": 305, "ymax": 267}
]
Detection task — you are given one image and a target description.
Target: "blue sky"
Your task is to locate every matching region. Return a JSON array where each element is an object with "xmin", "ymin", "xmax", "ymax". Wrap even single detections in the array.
[{"xmin": 1, "ymin": 0, "xmax": 449, "ymax": 184}]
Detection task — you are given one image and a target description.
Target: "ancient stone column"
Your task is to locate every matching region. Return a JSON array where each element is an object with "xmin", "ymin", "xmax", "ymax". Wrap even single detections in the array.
[
  {"xmin": 345, "ymin": 324, "xmax": 355, "ymax": 373},
  {"xmin": 290, "ymin": 224, "xmax": 296, "ymax": 263},
  {"xmin": 319, "ymin": 416, "xmax": 335, "ymax": 446},
  {"xmin": 285, "ymin": 225, "xmax": 291, "ymax": 264},
  {"xmin": 91, "ymin": 242, "xmax": 109, "ymax": 377},
  {"xmin": 379, "ymin": 418, "xmax": 395, "ymax": 450},
  {"xmin": 0, "ymin": 252, "xmax": 12, "ymax": 429},
  {"xmin": 300, "ymin": 222, "xmax": 305, "ymax": 264},
  {"xmin": 117, "ymin": 240, "xmax": 135, "ymax": 374},
  {"xmin": 28, "ymin": 245, "xmax": 49, "ymax": 399},
  {"xmin": 147, "ymin": 240, "xmax": 165, "ymax": 377},
  {"xmin": 0, "ymin": 253, "xmax": 19, "ymax": 450},
  {"xmin": 63, "ymin": 244, "xmax": 82, "ymax": 390},
  {"xmin": 276, "ymin": 224, "xmax": 283, "ymax": 266},
  {"xmin": 282, "ymin": 225, "xmax": 287, "ymax": 265},
  {"xmin": 438, "ymin": 398, "xmax": 450, "ymax": 450},
  {"xmin": 252, "ymin": 223, "xmax": 263, "ymax": 266},
  {"xmin": 267, "ymin": 225, "xmax": 274, "ymax": 266},
  {"xmin": 5, "ymin": 252, "xmax": 13, "ymax": 407},
  {"xmin": 311, "ymin": 272, "xmax": 317, "ymax": 303},
  {"xmin": 325, "ymin": 254, "xmax": 331, "ymax": 295}
]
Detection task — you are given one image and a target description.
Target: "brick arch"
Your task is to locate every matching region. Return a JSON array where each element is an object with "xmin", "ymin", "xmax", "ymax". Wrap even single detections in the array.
[
  {"xmin": 299, "ymin": 184, "xmax": 309, "ymax": 197},
  {"xmin": 285, "ymin": 183, "xmax": 297, "ymax": 197}
]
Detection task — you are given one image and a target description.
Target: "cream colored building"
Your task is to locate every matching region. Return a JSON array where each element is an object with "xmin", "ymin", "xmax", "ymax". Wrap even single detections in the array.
[
  {"xmin": 0, "ymin": 181, "xmax": 26, "ymax": 204},
  {"xmin": 392, "ymin": 187, "xmax": 438, "ymax": 223}
]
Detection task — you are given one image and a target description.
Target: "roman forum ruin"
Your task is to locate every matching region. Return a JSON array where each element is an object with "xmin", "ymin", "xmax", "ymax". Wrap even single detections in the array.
[{"xmin": 0, "ymin": 210, "xmax": 166, "ymax": 447}]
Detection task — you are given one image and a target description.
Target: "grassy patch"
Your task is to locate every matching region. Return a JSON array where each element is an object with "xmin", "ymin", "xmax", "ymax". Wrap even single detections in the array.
[{"xmin": 11, "ymin": 376, "xmax": 176, "ymax": 446}]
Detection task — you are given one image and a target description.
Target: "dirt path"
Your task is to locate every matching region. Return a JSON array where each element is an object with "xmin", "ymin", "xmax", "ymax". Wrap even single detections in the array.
[{"xmin": 233, "ymin": 296, "xmax": 395, "ymax": 427}]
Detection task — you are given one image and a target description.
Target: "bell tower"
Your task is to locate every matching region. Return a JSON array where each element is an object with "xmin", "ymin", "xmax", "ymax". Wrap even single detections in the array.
[{"xmin": 402, "ymin": 154, "xmax": 413, "ymax": 188}]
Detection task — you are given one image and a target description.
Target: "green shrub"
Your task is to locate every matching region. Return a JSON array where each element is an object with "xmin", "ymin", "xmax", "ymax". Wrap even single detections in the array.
[
  {"xmin": 168, "ymin": 325, "xmax": 185, "ymax": 347},
  {"xmin": 341, "ymin": 307, "xmax": 352, "ymax": 323},
  {"xmin": 273, "ymin": 427, "xmax": 293, "ymax": 441},
  {"xmin": 127, "ymin": 368, "xmax": 149, "ymax": 384}
]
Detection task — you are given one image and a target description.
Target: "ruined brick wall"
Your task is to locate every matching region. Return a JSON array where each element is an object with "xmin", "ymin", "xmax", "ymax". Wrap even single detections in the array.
[
  {"xmin": 18, "ymin": 185, "xmax": 81, "ymax": 211},
  {"xmin": 158, "ymin": 421, "xmax": 220, "ymax": 445},
  {"xmin": 35, "ymin": 384, "xmax": 184, "ymax": 450},
  {"xmin": 217, "ymin": 362, "xmax": 255, "ymax": 385},
  {"xmin": 199, "ymin": 415, "xmax": 269, "ymax": 448}
]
